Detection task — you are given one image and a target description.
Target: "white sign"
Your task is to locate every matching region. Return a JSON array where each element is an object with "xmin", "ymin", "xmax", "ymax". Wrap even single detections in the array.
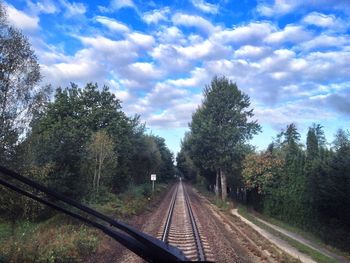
[{"xmin": 151, "ymin": 174, "xmax": 156, "ymax": 181}]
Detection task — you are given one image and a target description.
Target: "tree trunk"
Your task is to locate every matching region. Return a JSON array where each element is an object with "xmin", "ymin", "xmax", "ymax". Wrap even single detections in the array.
[
  {"xmin": 97, "ymin": 157, "xmax": 102, "ymax": 193},
  {"xmin": 97, "ymin": 141, "xmax": 104, "ymax": 192},
  {"xmin": 215, "ymin": 170, "xmax": 220, "ymax": 197},
  {"xmin": 220, "ymin": 169, "xmax": 227, "ymax": 201},
  {"xmin": 93, "ymin": 154, "xmax": 98, "ymax": 191}
]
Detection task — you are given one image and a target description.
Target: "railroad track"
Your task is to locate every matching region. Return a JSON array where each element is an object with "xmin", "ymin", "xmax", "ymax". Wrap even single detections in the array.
[{"xmin": 157, "ymin": 181, "xmax": 214, "ymax": 262}]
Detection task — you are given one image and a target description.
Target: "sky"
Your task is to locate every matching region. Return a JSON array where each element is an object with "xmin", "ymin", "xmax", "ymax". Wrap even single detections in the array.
[{"xmin": 4, "ymin": 0, "xmax": 350, "ymax": 154}]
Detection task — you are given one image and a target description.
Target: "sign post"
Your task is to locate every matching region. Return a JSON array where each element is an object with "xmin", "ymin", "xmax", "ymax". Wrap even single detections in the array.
[{"xmin": 151, "ymin": 174, "xmax": 156, "ymax": 192}]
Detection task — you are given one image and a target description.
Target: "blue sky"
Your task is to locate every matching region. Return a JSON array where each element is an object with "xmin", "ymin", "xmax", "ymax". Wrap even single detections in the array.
[{"xmin": 5, "ymin": 0, "xmax": 350, "ymax": 154}]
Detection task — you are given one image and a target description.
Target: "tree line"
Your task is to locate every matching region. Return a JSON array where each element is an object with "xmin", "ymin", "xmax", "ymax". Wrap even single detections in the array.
[
  {"xmin": 177, "ymin": 76, "xmax": 350, "ymax": 251},
  {"xmin": 0, "ymin": 2, "xmax": 174, "ymax": 223}
]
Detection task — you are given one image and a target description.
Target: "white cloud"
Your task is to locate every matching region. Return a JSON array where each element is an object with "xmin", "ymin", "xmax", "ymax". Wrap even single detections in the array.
[
  {"xmin": 172, "ymin": 13, "xmax": 216, "ymax": 34},
  {"xmin": 254, "ymin": 102, "xmax": 333, "ymax": 128},
  {"xmin": 156, "ymin": 26, "xmax": 186, "ymax": 45},
  {"xmin": 257, "ymin": 0, "xmax": 350, "ymax": 17},
  {"xmin": 167, "ymin": 67, "xmax": 208, "ymax": 87},
  {"xmin": 6, "ymin": 4, "xmax": 39, "ymax": 31},
  {"xmin": 264, "ymin": 25, "xmax": 312, "ymax": 44},
  {"xmin": 175, "ymin": 40, "xmax": 231, "ymax": 61},
  {"xmin": 302, "ymin": 12, "xmax": 337, "ymax": 28},
  {"xmin": 60, "ymin": 0, "xmax": 86, "ymax": 17},
  {"xmin": 127, "ymin": 32, "xmax": 155, "ymax": 49},
  {"xmin": 29, "ymin": 0, "xmax": 350, "ymax": 134},
  {"xmin": 300, "ymin": 34, "xmax": 348, "ymax": 51},
  {"xmin": 95, "ymin": 16, "xmax": 129, "ymax": 33},
  {"xmin": 234, "ymin": 45, "xmax": 271, "ymax": 59},
  {"xmin": 142, "ymin": 7, "xmax": 170, "ymax": 24},
  {"xmin": 191, "ymin": 0, "xmax": 218, "ymax": 14},
  {"xmin": 257, "ymin": 0, "xmax": 295, "ymax": 17},
  {"xmin": 41, "ymin": 49, "xmax": 104, "ymax": 86},
  {"xmin": 122, "ymin": 62, "xmax": 163, "ymax": 84},
  {"xmin": 212, "ymin": 22, "xmax": 275, "ymax": 45},
  {"xmin": 27, "ymin": 0, "xmax": 59, "ymax": 14},
  {"xmin": 151, "ymin": 44, "xmax": 192, "ymax": 73},
  {"xmin": 111, "ymin": 0, "xmax": 136, "ymax": 10}
]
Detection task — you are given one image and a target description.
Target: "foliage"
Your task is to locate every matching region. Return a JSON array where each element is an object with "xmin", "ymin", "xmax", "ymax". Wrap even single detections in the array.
[
  {"xmin": 237, "ymin": 206, "xmax": 339, "ymax": 263},
  {"xmin": 0, "ymin": 218, "xmax": 99, "ymax": 263},
  {"xmin": 182, "ymin": 76, "xmax": 260, "ymax": 200},
  {"xmin": 87, "ymin": 130, "xmax": 117, "ymax": 193},
  {"xmin": 0, "ymin": 2, "xmax": 43, "ymax": 166},
  {"xmin": 242, "ymin": 152, "xmax": 284, "ymax": 194},
  {"xmin": 0, "ymin": 3, "xmax": 175, "ymax": 237},
  {"xmin": 242, "ymin": 124, "xmax": 350, "ymax": 251}
]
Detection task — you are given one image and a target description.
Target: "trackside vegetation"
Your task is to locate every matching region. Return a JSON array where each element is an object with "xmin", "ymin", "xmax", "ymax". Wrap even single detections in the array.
[
  {"xmin": 177, "ymin": 77, "xmax": 350, "ymax": 253},
  {"xmin": 0, "ymin": 3, "xmax": 175, "ymax": 261}
]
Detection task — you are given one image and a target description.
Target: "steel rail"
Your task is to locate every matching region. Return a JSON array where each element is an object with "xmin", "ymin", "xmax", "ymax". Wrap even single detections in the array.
[
  {"xmin": 161, "ymin": 183, "xmax": 179, "ymax": 242},
  {"xmin": 183, "ymin": 183, "xmax": 206, "ymax": 261}
]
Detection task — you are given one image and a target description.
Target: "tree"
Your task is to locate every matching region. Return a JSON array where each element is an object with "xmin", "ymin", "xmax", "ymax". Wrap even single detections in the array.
[
  {"xmin": 283, "ymin": 123, "xmax": 301, "ymax": 154},
  {"xmin": 29, "ymin": 83, "xmax": 130, "ymax": 199},
  {"xmin": 189, "ymin": 76, "xmax": 260, "ymax": 200},
  {"xmin": 87, "ymin": 130, "xmax": 116, "ymax": 193},
  {"xmin": 129, "ymin": 135, "xmax": 162, "ymax": 184},
  {"xmin": 154, "ymin": 136, "xmax": 175, "ymax": 182},
  {"xmin": 242, "ymin": 152, "xmax": 284, "ymax": 194},
  {"xmin": 176, "ymin": 144, "xmax": 197, "ymax": 182},
  {"xmin": 333, "ymin": 129, "xmax": 349, "ymax": 151},
  {"xmin": 306, "ymin": 127, "xmax": 319, "ymax": 159},
  {"xmin": 0, "ymin": 2, "xmax": 41, "ymax": 165},
  {"xmin": 313, "ymin": 123, "xmax": 326, "ymax": 148}
]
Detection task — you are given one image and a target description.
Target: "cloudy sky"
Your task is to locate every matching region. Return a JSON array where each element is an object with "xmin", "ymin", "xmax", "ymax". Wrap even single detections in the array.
[{"xmin": 5, "ymin": 0, "xmax": 350, "ymax": 154}]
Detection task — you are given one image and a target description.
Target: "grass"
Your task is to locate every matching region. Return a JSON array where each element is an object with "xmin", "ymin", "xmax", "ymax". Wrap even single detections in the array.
[
  {"xmin": 0, "ymin": 182, "xmax": 170, "ymax": 263},
  {"xmin": 0, "ymin": 221, "xmax": 12, "ymax": 244},
  {"xmin": 193, "ymin": 185, "xmax": 341, "ymax": 263},
  {"xmin": 238, "ymin": 205, "xmax": 339, "ymax": 263},
  {"xmin": 0, "ymin": 215, "xmax": 99, "ymax": 263},
  {"xmin": 250, "ymin": 211, "xmax": 350, "ymax": 259},
  {"xmin": 92, "ymin": 183, "xmax": 168, "ymax": 218},
  {"xmin": 194, "ymin": 183, "xmax": 232, "ymax": 212}
]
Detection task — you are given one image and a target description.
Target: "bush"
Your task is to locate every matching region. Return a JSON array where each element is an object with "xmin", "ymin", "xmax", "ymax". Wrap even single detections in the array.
[{"xmin": 0, "ymin": 217, "xmax": 99, "ymax": 263}]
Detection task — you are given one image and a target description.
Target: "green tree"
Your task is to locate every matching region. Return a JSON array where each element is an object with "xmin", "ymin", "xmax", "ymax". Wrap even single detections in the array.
[
  {"xmin": 306, "ymin": 127, "xmax": 319, "ymax": 159},
  {"xmin": 189, "ymin": 76, "xmax": 260, "ymax": 200},
  {"xmin": 0, "ymin": 2, "xmax": 42, "ymax": 165},
  {"xmin": 87, "ymin": 130, "xmax": 117, "ymax": 193},
  {"xmin": 154, "ymin": 136, "xmax": 175, "ymax": 182},
  {"xmin": 29, "ymin": 83, "xmax": 130, "ymax": 199},
  {"xmin": 176, "ymin": 148, "xmax": 197, "ymax": 182}
]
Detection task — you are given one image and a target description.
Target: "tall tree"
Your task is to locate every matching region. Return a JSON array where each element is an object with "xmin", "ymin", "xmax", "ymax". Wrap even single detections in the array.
[
  {"xmin": 189, "ymin": 76, "xmax": 260, "ymax": 200},
  {"xmin": 0, "ymin": 3, "xmax": 41, "ymax": 165},
  {"xmin": 306, "ymin": 127, "xmax": 319, "ymax": 159},
  {"xmin": 154, "ymin": 136, "xmax": 175, "ymax": 182},
  {"xmin": 29, "ymin": 83, "xmax": 130, "ymax": 199},
  {"xmin": 87, "ymin": 130, "xmax": 116, "ymax": 193},
  {"xmin": 0, "ymin": 3, "xmax": 48, "ymax": 227}
]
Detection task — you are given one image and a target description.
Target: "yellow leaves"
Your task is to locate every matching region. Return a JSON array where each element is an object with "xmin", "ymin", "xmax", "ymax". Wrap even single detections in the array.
[{"xmin": 242, "ymin": 152, "xmax": 285, "ymax": 192}]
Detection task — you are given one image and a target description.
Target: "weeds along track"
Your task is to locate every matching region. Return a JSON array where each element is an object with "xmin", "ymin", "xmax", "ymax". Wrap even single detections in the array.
[{"xmin": 157, "ymin": 181, "xmax": 214, "ymax": 261}]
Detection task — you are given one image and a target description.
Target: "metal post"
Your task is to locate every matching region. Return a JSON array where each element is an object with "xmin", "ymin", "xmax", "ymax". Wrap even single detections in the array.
[{"xmin": 152, "ymin": 180, "xmax": 155, "ymax": 192}]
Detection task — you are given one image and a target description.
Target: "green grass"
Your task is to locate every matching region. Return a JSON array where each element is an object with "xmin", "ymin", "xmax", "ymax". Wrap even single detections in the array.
[
  {"xmin": 251, "ymin": 211, "xmax": 350, "ymax": 259},
  {"xmin": 91, "ymin": 183, "xmax": 168, "ymax": 218},
  {"xmin": 0, "ymin": 215, "xmax": 99, "ymax": 263},
  {"xmin": 0, "ymin": 221, "xmax": 11, "ymax": 244},
  {"xmin": 238, "ymin": 206, "xmax": 339, "ymax": 263},
  {"xmin": 0, "ymin": 183, "xmax": 170, "ymax": 263}
]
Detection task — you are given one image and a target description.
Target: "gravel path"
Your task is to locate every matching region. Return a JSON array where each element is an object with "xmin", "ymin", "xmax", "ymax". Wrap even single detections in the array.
[
  {"xmin": 231, "ymin": 209, "xmax": 316, "ymax": 263},
  {"xmin": 234, "ymin": 209, "xmax": 350, "ymax": 263}
]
